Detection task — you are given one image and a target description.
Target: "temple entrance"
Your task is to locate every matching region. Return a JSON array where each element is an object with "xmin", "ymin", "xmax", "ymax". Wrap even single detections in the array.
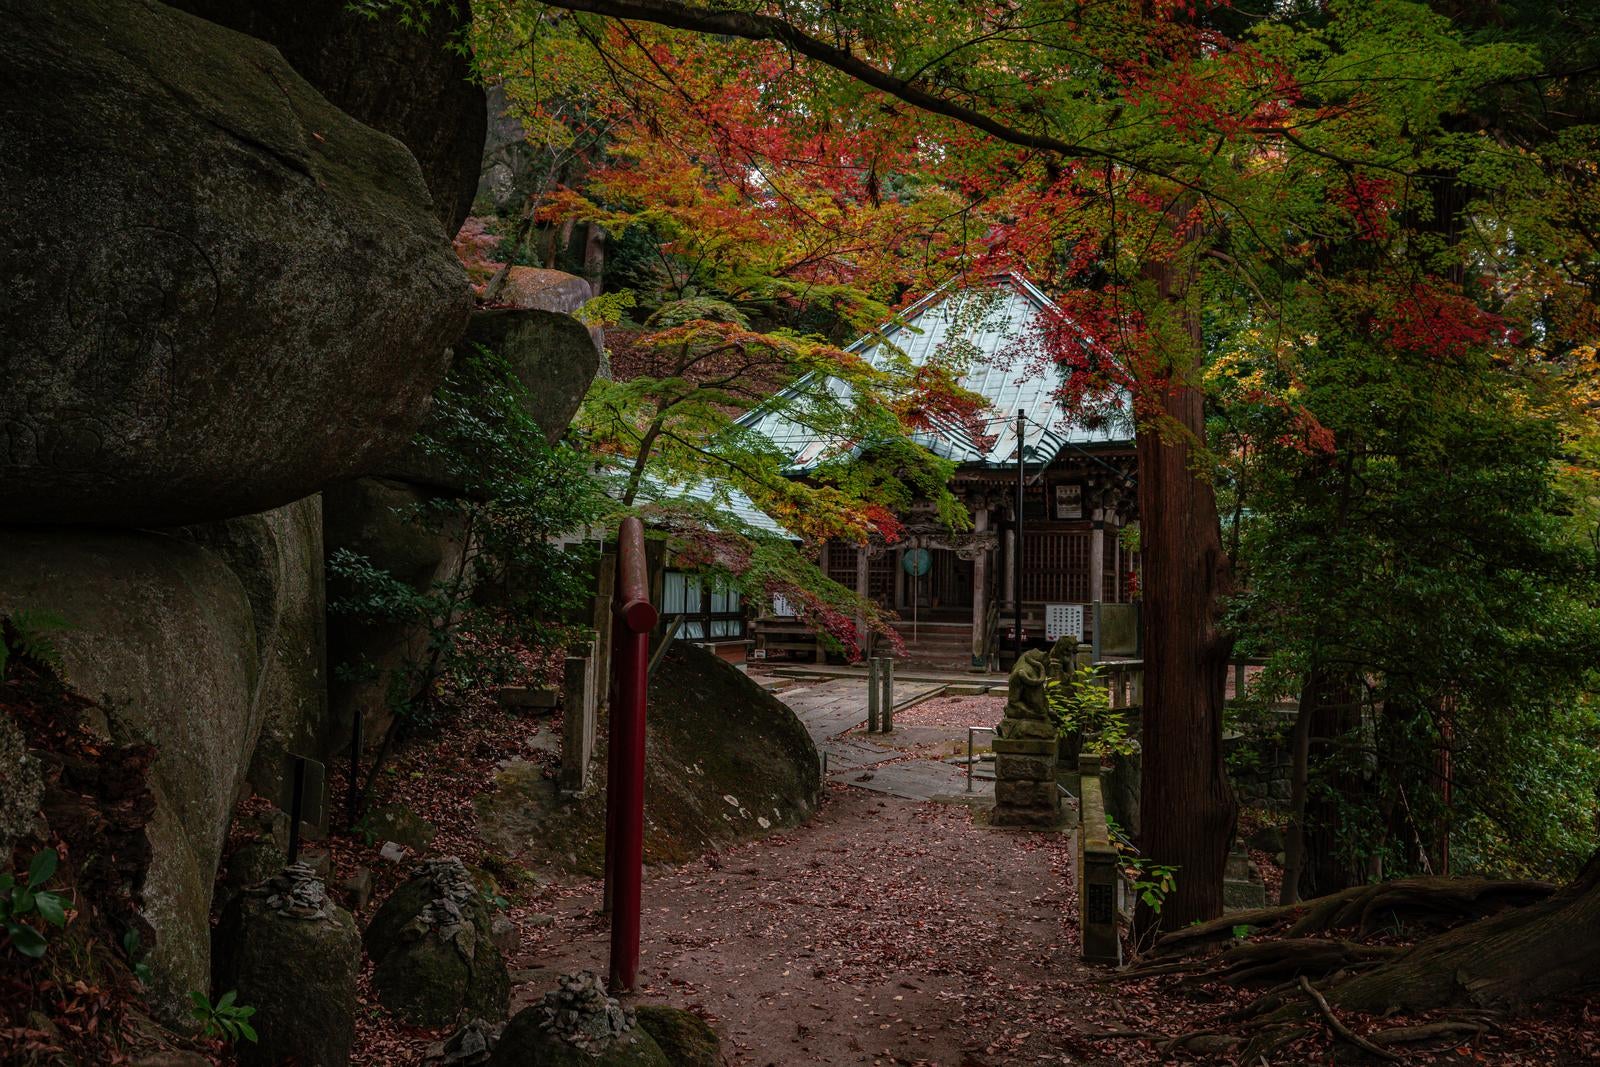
[{"xmin": 898, "ymin": 547, "xmax": 973, "ymax": 615}]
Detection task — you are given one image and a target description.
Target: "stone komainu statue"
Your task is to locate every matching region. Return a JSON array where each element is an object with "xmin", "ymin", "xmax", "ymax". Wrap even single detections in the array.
[{"xmin": 998, "ymin": 648, "xmax": 1054, "ymax": 740}]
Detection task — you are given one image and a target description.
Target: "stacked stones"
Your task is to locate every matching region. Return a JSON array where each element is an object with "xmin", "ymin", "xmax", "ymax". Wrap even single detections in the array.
[
  {"xmin": 536, "ymin": 972, "xmax": 637, "ymax": 1052},
  {"xmin": 490, "ymin": 972, "xmax": 669, "ymax": 1067},
  {"xmin": 990, "ymin": 643, "xmax": 1065, "ymax": 828}
]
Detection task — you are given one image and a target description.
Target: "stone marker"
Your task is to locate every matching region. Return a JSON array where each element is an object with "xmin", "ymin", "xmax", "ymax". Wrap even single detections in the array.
[{"xmin": 212, "ymin": 863, "xmax": 361, "ymax": 1067}]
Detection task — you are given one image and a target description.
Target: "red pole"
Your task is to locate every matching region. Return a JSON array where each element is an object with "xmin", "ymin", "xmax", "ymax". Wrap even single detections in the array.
[{"xmin": 606, "ymin": 517, "xmax": 656, "ymax": 994}]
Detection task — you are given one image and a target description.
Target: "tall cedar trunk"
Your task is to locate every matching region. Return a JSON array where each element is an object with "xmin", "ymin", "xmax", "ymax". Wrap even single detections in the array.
[
  {"xmin": 1330, "ymin": 849, "xmax": 1600, "ymax": 1013},
  {"xmin": 1134, "ymin": 378, "xmax": 1237, "ymax": 931}
]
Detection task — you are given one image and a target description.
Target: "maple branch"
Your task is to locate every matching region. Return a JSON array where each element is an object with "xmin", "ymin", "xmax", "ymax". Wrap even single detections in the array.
[{"xmin": 543, "ymin": 0, "xmax": 1115, "ymax": 164}]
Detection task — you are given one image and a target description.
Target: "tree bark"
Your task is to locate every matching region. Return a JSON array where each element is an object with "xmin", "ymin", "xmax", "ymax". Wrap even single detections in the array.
[{"xmin": 1134, "ymin": 389, "xmax": 1237, "ymax": 930}]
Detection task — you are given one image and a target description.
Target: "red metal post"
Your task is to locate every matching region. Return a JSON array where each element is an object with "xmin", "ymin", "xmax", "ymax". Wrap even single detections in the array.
[{"xmin": 606, "ymin": 517, "xmax": 657, "ymax": 994}]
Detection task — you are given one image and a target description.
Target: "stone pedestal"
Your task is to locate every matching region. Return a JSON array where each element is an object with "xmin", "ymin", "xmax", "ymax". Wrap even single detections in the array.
[
  {"xmin": 991, "ymin": 738, "xmax": 1062, "ymax": 826},
  {"xmin": 1077, "ymin": 755, "xmax": 1123, "ymax": 965},
  {"xmin": 212, "ymin": 864, "xmax": 361, "ymax": 1067},
  {"xmin": 990, "ymin": 645, "xmax": 1063, "ymax": 827}
]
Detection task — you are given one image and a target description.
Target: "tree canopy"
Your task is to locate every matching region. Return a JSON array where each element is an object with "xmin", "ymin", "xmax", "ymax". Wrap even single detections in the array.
[{"xmin": 421, "ymin": 0, "xmax": 1600, "ymax": 920}]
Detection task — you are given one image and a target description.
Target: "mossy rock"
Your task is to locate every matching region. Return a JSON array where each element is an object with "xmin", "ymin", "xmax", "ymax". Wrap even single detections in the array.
[
  {"xmin": 634, "ymin": 1006, "xmax": 721, "ymax": 1067},
  {"xmin": 364, "ymin": 861, "xmax": 509, "ymax": 1026},
  {"xmin": 476, "ymin": 643, "xmax": 820, "ymax": 875},
  {"xmin": 490, "ymin": 1007, "xmax": 669, "ymax": 1067},
  {"xmin": 212, "ymin": 890, "xmax": 361, "ymax": 1067},
  {"xmin": 356, "ymin": 802, "xmax": 437, "ymax": 851}
]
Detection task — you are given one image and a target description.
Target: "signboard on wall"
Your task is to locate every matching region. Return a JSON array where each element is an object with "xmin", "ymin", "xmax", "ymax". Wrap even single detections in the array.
[
  {"xmin": 1054, "ymin": 483, "xmax": 1083, "ymax": 520},
  {"xmin": 1045, "ymin": 603, "xmax": 1085, "ymax": 641}
]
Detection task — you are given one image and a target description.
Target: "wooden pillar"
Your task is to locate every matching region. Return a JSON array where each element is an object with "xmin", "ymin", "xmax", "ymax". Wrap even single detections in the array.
[
  {"xmin": 1112, "ymin": 514, "xmax": 1122, "ymax": 604},
  {"xmin": 814, "ymin": 541, "xmax": 831, "ymax": 662},
  {"xmin": 1089, "ymin": 507, "xmax": 1106, "ymax": 606},
  {"xmin": 1002, "ymin": 526, "xmax": 1017, "ymax": 609},
  {"xmin": 970, "ymin": 508, "xmax": 989, "ymax": 668},
  {"xmin": 1089, "ymin": 507, "xmax": 1105, "ymax": 654},
  {"xmin": 854, "ymin": 545, "xmax": 870, "ymax": 658}
]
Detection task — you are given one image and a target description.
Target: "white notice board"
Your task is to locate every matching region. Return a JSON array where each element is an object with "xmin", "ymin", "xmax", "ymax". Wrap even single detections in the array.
[{"xmin": 1044, "ymin": 603, "xmax": 1085, "ymax": 641}]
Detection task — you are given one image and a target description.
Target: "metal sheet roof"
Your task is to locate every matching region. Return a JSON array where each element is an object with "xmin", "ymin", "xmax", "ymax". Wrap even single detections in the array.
[
  {"xmin": 627, "ymin": 470, "xmax": 795, "ymax": 539},
  {"xmin": 741, "ymin": 274, "xmax": 1131, "ymax": 470}
]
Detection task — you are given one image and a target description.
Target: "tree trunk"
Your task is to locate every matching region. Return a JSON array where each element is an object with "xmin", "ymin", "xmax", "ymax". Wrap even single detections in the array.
[
  {"xmin": 1134, "ymin": 374, "xmax": 1237, "ymax": 931},
  {"xmin": 1330, "ymin": 850, "xmax": 1600, "ymax": 1013},
  {"xmin": 1282, "ymin": 669, "xmax": 1363, "ymax": 903}
]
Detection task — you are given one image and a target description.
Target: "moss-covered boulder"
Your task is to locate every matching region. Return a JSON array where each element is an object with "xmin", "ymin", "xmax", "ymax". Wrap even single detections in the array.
[
  {"xmin": 364, "ymin": 857, "xmax": 509, "ymax": 1027},
  {"xmin": 634, "ymin": 1006, "xmax": 721, "ymax": 1067},
  {"xmin": 490, "ymin": 973, "xmax": 669, "ymax": 1067},
  {"xmin": 168, "ymin": 0, "xmax": 485, "ymax": 238},
  {"xmin": 476, "ymin": 643, "xmax": 819, "ymax": 875},
  {"xmin": 0, "ymin": 0, "xmax": 469, "ymax": 527},
  {"xmin": 212, "ymin": 864, "xmax": 361, "ymax": 1067},
  {"xmin": 376, "ymin": 306, "xmax": 604, "ymax": 492},
  {"xmin": 0, "ymin": 528, "xmax": 260, "ymax": 1020},
  {"xmin": 356, "ymin": 802, "xmax": 437, "ymax": 853}
]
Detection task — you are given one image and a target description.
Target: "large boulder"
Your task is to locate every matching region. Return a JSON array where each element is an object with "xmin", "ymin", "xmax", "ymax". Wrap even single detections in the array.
[
  {"xmin": 364, "ymin": 857, "xmax": 510, "ymax": 1027},
  {"xmin": 378, "ymin": 304, "xmax": 604, "ymax": 491},
  {"xmin": 0, "ymin": 0, "xmax": 470, "ymax": 527},
  {"xmin": 177, "ymin": 495, "xmax": 329, "ymax": 812},
  {"xmin": 498, "ymin": 267, "xmax": 609, "ymax": 380},
  {"xmin": 169, "ymin": 0, "xmax": 486, "ymax": 237},
  {"xmin": 0, "ymin": 528, "xmax": 261, "ymax": 1018},
  {"xmin": 461, "ymin": 308, "xmax": 602, "ymax": 446},
  {"xmin": 212, "ymin": 864, "xmax": 361, "ymax": 1067},
  {"xmin": 476, "ymin": 643, "xmax": 820, "ymax": 874}
]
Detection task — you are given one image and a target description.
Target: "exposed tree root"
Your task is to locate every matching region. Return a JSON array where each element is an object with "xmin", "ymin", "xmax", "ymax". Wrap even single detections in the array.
[
  {"xmin": 1369, "ymin": 1020, "xmax": 1489, "ymax": 1046},
  {"xmin": 1147, "ymin": 876, "xmax": 1555, "ymax": 960},
  {"xmin": 1121, "ymin": 935, "xmax": 1400, "ymax": 988},
  {"xmin": 1298, "ymin": 975, "xmax": 1401, "ymax": 1061},
  {"xmin": 1115, "ymin": 867, "xmax": 1600, "ymax": 1063}
]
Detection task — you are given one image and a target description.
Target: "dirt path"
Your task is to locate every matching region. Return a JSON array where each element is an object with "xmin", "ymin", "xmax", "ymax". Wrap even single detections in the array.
[{"xmin": 511, "ymin": 786, "xmax": 1091, "ymax": 1066}]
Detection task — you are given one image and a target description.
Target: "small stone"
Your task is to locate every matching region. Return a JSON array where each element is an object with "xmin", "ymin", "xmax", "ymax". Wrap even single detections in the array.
[
  {"xmin": 490, "ymin": 913, "xmax": 518, "ymax": 955},
  {"xmin": 380, "ymin": 841, "xmax": 410, "ymax": 863},
  {"xmin": 299, "ymin": 847, "xmax": 333, "ymax": 880},
  {"xmin": 341, "ymin": 867, "xmax": 375, "ymax": 911}
]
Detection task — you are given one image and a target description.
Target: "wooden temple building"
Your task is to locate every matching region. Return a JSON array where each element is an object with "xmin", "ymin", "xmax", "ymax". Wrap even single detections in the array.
[{"xmin": 745, "ymin": 275, "xmax": 1140, "ymax": 669}]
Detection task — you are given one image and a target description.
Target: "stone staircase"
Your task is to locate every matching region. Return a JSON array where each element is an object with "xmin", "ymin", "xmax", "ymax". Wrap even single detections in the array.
[{"xmin": 890, "ymin": 619, "xmax": 975, "ymax": 669}]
